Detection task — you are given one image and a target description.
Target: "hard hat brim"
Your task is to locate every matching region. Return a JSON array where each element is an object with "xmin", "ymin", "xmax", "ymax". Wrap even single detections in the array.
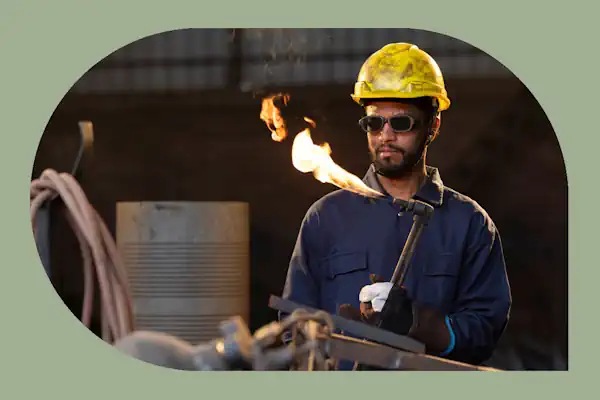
[{"xmin": 351, "ymin": 92, "xmax": 450, "ymax": 112}]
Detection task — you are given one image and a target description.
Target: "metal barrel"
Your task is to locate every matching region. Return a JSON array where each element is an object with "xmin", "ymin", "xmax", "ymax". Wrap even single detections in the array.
[{"xmin": 116, "ymin": 201, "xmax": 250, "ymax": 345}]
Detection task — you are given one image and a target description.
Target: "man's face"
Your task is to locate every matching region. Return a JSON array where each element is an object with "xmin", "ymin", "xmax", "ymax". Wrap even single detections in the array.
[{"xmin": 365, "ymin": 101, "xmax": 431, "ymax": 178}]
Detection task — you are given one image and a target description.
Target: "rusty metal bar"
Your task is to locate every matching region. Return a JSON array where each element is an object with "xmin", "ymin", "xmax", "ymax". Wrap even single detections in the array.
[
  {"xmin": 328, "ymin": 334, "xmax": 500, "ymax": 371},
  {"xmin": 269, "ymin": 295, "xmax": 425, "ymax": 353}
]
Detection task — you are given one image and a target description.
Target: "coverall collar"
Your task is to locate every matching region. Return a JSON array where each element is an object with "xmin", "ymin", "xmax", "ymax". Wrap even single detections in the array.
[{"xmin": 362, "ymin": 164, "xmax": 445, "ymax": 207}]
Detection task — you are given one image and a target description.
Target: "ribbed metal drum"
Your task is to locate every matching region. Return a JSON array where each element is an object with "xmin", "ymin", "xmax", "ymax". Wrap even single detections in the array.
[{"xmin": 115, "ymin": 201, "xmax": 250, "ymax": 345}]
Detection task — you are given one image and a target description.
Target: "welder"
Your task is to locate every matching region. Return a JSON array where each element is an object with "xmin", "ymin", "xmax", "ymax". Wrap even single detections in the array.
[{"xmin": 280, "ymin": 42, "xmax": 512, "ymax": 369}]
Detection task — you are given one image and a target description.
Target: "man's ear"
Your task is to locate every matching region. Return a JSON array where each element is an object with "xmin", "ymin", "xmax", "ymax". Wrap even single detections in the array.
[{"xmin": 427, "ymin": 114, "xmax": 441, "ymax": 144}]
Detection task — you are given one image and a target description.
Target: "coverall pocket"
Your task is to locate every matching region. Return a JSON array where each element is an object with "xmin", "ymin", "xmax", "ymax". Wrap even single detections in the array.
[
  {"xmin": 420, "ymin": 253, "xmax": 460, "ymax": 310},
  {"xmin": 323, "ymin": 251, "xmax": 369, "ymax": 279},
  {"xmin": 321, "ymin": 251, "xmax": 370, "ymax": 310}
]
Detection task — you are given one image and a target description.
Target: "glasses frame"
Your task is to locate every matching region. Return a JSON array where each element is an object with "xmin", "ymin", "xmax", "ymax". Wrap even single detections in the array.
[{"xmin": 358, "ymin": 115, "xmax": 418, "ymax": 134}]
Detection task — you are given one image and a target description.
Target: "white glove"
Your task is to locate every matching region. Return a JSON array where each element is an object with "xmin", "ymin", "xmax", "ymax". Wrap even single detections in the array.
[{"xmin": 359, "ymin": 282, "xmax": 393, "ymax": 312}]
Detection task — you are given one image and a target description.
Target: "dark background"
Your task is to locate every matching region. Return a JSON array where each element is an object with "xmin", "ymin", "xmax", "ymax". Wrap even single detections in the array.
[{"xmin": 32, "ymin": 28, "xmax": 567, "ymax": 370}]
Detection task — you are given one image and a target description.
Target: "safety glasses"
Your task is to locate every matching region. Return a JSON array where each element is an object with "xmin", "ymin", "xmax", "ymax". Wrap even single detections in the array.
[{"xmin": 358, "ymin": 115, "xmax": 417, "ymax": 133}]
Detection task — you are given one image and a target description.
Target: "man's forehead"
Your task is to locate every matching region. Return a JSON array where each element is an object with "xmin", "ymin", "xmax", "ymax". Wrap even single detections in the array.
[{"xmin": 365, "ymin": 101, "xmax": 422, "ymax": 116}]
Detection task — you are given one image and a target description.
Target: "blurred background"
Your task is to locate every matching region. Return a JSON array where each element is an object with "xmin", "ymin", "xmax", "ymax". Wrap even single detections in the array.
[{"xmin": 32, "ymin": 28, "xmax": 567, "ymax": 371}]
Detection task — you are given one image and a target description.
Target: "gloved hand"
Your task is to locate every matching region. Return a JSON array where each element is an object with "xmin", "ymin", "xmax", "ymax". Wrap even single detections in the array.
[
  {"xmin": 338, "ymin": 274, "xmax": 379, "ymax": 324},
  {"xmin": 408, "ymin": 303, "xmax": 453, "ymax": 356},
  {"xmin": 338, "ymin": 274, "xmax": 412, "ymax": 333},
  {"xmin": 337, "ymin": 274, "xmax": 453, "ymax": 356},
  {"xmin": 358, "ymin": 280, "xmax": 393, "ymax": 313}
]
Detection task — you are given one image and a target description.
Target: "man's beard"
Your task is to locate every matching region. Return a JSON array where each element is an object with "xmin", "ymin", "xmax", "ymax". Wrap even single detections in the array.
[{"xmin": 370, "ymin": 138, "xmax": 428, "ymax": 179}]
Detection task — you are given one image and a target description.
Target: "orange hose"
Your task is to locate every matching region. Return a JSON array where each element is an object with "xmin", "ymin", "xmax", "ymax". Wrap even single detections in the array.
[{"xmin": 30, "ymin": 168, "xmax": 135, "ymax": 343}]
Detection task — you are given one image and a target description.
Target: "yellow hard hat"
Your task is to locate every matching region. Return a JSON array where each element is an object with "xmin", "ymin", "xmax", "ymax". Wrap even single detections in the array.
[{"xmin": 351, "ymin": 43, "xmax": 451, "ymax": 112}]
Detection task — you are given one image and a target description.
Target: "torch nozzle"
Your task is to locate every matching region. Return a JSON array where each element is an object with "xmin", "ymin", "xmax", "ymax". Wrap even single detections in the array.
[{"xmin": 391, "ymin": 198, "xmax": 435, "ymax": 219}]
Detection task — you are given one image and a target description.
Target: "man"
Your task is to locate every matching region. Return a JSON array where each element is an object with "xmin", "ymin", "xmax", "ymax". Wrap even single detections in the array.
[{"xmin": 280, "ymin": 42, "xmax": 512, "ymax": 368}]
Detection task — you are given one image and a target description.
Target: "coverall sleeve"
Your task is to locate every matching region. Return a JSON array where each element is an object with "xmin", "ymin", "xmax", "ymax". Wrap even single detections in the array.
[
  {"xmin": 279, "ymin": 207, "xmax": 323, "ymax": 320},
  {"xmin": 445, "ymin": 212, "xmax": 512, "ymax": 365}
]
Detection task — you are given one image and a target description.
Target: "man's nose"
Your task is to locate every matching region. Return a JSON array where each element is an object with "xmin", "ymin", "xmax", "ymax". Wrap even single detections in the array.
[{"xmin": 380, "ymin": 122, "xmax": 396, "ymax": 141}]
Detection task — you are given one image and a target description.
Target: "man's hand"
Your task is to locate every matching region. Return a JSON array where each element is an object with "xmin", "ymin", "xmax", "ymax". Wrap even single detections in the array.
[
  {"xmin": 338, "ymin": 274, "xmax": 412, "ymax": 332},
  {"xmin": 359, "ymin": 281, "xmax": 393, "ymax": 313},
  {"xmin": 337, "ymin": 274, "xmax": 453, "ymax": 356},
  {"xmin": 338, "ymin": 274, "xmax": 389, "ymax": 324},
  {"xmin": 377, "ymin": 283, "xmax": 415, "ymax": 336},
  {"xmin": 408, "ymin": 303, "xmax": 453, "ymax": 356}
]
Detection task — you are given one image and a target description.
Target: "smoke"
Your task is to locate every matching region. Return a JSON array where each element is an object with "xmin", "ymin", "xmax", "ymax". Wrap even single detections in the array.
[
  {"xmin": 237, "ymin": 29, "xmax": 334, "ymax": 91},
  {"xmin": 245, "ymin": 29, "xmax": 331, "ymax": 62}
]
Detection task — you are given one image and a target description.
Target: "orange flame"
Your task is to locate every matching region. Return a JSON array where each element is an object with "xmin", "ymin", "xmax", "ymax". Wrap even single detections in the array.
[
  {"xmin": 260, "ymin": 94, "xmax": 384, "ymax": 199},
  {"xmin": 260, "ymin": 93, "xmax": 289, "ymax": 142}
]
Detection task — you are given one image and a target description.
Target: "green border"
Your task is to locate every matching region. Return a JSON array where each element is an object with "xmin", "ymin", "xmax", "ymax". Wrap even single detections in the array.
[{"xmin": 1, "ymin": 1, "xmax": 591, "ymax": 398}]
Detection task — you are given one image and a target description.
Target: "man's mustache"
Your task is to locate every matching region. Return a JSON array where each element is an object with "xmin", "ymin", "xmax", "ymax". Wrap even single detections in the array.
[{"xmin": 375, "ymin": 144, "xmax": 406, "ymax": 154}]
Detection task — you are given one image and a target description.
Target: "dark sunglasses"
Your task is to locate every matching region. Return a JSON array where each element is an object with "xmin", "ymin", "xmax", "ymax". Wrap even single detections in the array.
[{"xmin": 358, "ymin": 115, "xmax": 418, "ymax": 133}]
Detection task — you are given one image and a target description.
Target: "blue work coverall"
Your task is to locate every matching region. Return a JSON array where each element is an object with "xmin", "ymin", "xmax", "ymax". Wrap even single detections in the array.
[{"xmin": 281, "ymin": 165, "xmax": 512, "ymax": 367}]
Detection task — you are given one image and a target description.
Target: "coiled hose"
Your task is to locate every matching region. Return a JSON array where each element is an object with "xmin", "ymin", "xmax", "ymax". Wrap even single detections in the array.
[{"xmin": 30, "ymin": 168, "xmax": 135, "ymax": 343}]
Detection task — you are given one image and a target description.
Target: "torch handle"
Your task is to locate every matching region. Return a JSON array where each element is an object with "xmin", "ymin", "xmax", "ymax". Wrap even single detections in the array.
[
  {"xmin": 390, "ymin": 213, "xmax": 428, "ymax": 286},
  {"xmin": 389, "ymin": 199, "xmax": 434, "ymax": 286}
]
